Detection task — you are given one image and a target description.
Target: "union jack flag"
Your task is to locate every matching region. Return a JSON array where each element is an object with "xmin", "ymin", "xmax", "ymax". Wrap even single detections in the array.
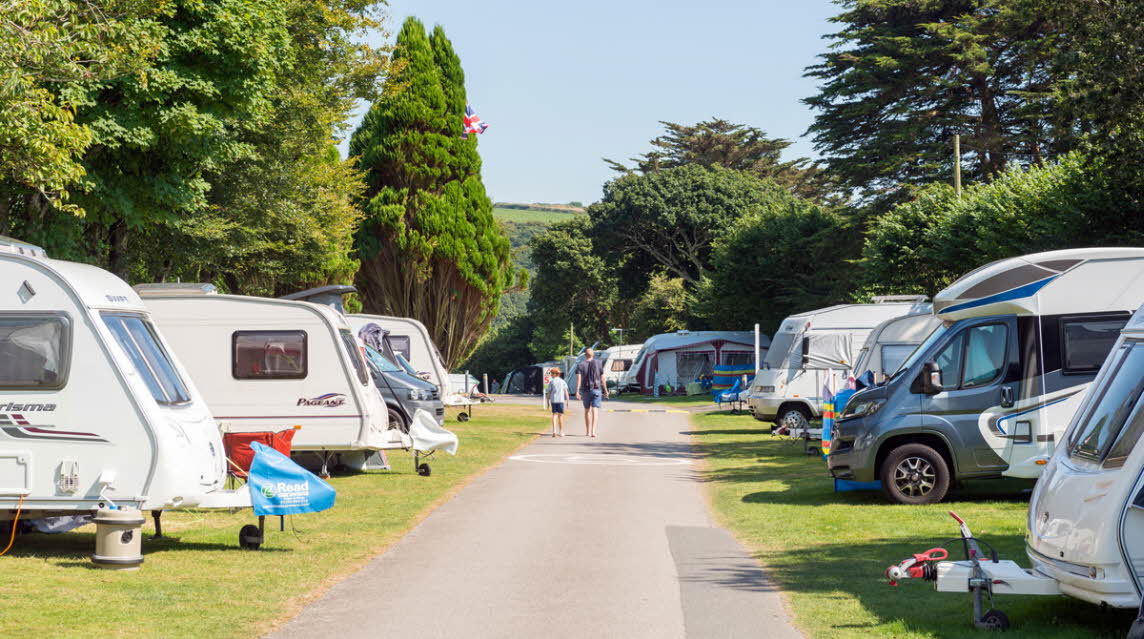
[{"xmin": 462, "ymin": 104, "xmax": 489, "ymax": 138}]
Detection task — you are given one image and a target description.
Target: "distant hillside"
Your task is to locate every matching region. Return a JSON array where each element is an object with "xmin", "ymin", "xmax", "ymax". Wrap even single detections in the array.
[
  {"xmin": 494, "ymin": 201, "xmax": 586, "ymax": 214},
  {"xmin": 491, "ymin": 205, "xmax": 587, "ymax": 329}
]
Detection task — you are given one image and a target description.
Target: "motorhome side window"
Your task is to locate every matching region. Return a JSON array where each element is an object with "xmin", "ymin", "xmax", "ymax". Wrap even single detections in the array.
[
  {"xmin": 1069, "ymin": 343, "xmax": 1144, "ymax": 464},
  {"xmin": 102, "ymin": 313, "xmax": 191, "ymax": 405},
  {"xmin": 339, "ymin": 329, "xmax": 370, "ymax": 386},
  {"xmin": 1062, "ymin": 317, "xmax": 1127, "ymax": 373},
  {"xmin": 0, "ymin": 315, "xmax": 69, "ymax": 389},
  {"xmin": 232, "ymin": 331, "xmax": 307, "ymax": 379}
]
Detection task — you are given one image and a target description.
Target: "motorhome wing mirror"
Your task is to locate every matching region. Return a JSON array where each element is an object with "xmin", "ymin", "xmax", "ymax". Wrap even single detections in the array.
[
  {"xmin": 923, "ymin": 361, "xmax": 942, "ymax": 394},
  {"xmin": 800, "ymin": 336, "xmax": 810, "ymax": 367}
]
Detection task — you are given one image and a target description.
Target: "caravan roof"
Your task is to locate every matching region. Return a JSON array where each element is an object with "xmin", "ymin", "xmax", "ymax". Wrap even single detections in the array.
[{"xmin": 934, "ymin": 248, "xmax": 1144, "ymax": 320}]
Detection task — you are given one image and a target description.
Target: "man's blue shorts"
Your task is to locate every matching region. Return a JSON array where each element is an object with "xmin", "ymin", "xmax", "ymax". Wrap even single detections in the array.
[
  {"xmin": 551, "ymin": 402, "xmax": 565, "ymax": 414},
  {"xmin": 581, "ymin": 388, "xmax": 603, "ymax": 409}
]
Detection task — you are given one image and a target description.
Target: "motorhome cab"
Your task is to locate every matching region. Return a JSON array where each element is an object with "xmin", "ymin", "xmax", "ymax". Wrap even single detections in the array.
[
  {"xmin": 747, "ymin": 297, "xmax": 931, "ymax": 434},
  {"xmin": 829, "ymin": 248, "xmax": 1144, "ymax": 504},
  {"xmin": 0, "ymin": 238, "xmax": 243, "ymax": 522},
  {"xmin": 137, "ymin": 284, "xmax": 391, "ymax": 473}
]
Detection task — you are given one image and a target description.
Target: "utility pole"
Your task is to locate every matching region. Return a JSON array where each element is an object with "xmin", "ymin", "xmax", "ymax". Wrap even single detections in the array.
[
  {"xmin": 569, "ymin": 321, "xmax": 574, "ymax": 357},
  {"xmin": 611, "ymin": 327, "xmax": 626, "ymax": 344},
  {"xmin": 953, "ymin": 134, "xmax": 962, "ymax": 198}
]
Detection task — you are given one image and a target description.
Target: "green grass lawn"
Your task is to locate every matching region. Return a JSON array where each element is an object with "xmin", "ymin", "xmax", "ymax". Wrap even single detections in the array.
[
  {"xmin": 492, "ymin": 206, "xmax": 584, "ymax": 224},
  {"xmin": 690, "ymin": 410, "xmax": 1136, "ymax": 639},
  {"xmin": 0, "ymin": 404, "xmax": 544, "ymax": 638}
]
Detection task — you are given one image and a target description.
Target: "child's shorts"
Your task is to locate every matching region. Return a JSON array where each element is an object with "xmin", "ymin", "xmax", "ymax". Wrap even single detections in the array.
[{"xmin": 551, "ymin": 402, "xmax": 565, "ymax": 414}]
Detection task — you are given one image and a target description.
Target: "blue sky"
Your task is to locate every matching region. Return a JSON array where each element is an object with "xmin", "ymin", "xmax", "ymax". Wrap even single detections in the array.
[{"xmin": 344, "ymin": 0, "xmax": 840, "ymax": 205}]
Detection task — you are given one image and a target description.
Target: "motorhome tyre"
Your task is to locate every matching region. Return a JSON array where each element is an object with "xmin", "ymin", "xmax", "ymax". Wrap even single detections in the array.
[
  {"xmin": 880, "ymin": 443, "xmax": 951, "ymax": 505},
  {"xmin": 779, "ymin": 405, "xmax": 811, "ymax": 433},
  {"xmin": 418, "ymin": 463, "xmax": 431, "ymax": 477},
  {"xmin": 387, "ymin": 406, "xmax": 409, "ymax": 434},
  {"xmin": 977, "ymin": 609, "xmax": 1009, "ymax": 631},
  {"xmin": 239, "ymin": 524, "xmax": 263, "ymax": 550}
]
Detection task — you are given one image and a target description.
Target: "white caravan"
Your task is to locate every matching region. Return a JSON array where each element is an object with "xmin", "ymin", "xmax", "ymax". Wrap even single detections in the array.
[
  {"xmin": 347, "ymin": 314, "xmax": 449, "ymax": 391},
  {"xmin": 619, "ymin": 331, "xmax": 761, "ymax": 394},
  {"xmin": 137, "ymin": 285, "xmax": 391, "ymax": 473},
  {"xmin": 850, "ymin": 313, "xmax": 944, "ymax": 385},
  {"xmin": 0, "ymin": 238, "xmax": 246, "ymax": 524},
  {"xmin": 599, "ymin": 344, "xmax": 641, "ymax": 388},
  {"xmin": 892, "ymin": 303, "xmax": 1144, "ymax": 632},
  {"xmin": 747, "ymin": 296, "xmax": 931, "ymax": 433}
]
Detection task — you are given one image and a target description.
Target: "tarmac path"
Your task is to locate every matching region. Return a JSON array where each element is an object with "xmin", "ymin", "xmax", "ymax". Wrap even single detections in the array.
[{"xmin": 269, "ymin": 399, "xmax": 801, "ymax": 639}]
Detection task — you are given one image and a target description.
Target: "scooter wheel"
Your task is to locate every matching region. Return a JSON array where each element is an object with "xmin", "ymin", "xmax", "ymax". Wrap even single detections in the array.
[
  {"xmin": 417, "ymin": 463, "xmax": 431, "ymax": 477},
  {"xmin": 238, "ymin": 524, "xmax": 263, "ymax": 551},
  {"xmin": 978, "ymin": 609, "xmax": 1009, "ymax": 631}
]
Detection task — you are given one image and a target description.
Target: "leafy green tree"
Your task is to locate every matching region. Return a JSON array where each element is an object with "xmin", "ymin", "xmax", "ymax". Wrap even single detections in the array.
[
  {"xmin": 805, "ymin": 0, "xmax": 1068, "ymax": 212},
  {"xmin": 630, "ymin": 274, "xmax": 691, "ymax": 339},
  {"xmin": 697, "ymin": 196, "xmax": 852, "ymax": 335},
  {"xmin": 588, "ymin": 165, "xmax": 800, "ymax": 286},
  {"xmin": 352, "ymin": 17, "xmax": 519, "ymax": 368},
  {"xmin": 526, "ymin": 216, "xmax": 618, "ymax": 353},
  {"xmin": 462, "ymin": 315, "xmax": 538, "ymax": 385},
  {"xmin": 860, "ymin": 153, "xmax": 1125, "ymax": 295},
  {"xmin": 0, "ymin": 0, "xmax": 165, "ymax": 214},
  {"xmin": 606, "ymin": 119, "xmax": 833, "ymax": 202}
]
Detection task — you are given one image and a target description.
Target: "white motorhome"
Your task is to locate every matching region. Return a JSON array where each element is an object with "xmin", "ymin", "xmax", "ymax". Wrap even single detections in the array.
[
  {"xmin": 137, "ymin": 285, "xmax": 391, "ymax": 474},
  {"xmin": 0, "ymin": 238, "xmax": 246, "ymax": 525},
  {"xmin": 893, "ymin": 302, "xmax": 1144, "ymax": 632},
  {"xmin": 829, "ymin": 248, "xmax": 1144, "ymax": 505},
  {"xmin": 747, "ymin": 297, "xmax": 931, "ymax": 433}
]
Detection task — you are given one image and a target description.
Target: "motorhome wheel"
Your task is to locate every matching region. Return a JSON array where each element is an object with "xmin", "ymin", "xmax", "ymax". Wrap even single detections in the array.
[
  {"xmin": 779, "ymin": 406, "xmax": 811, "ymax": 433},
  {"xmin": 238, "ymin": 524, "xmax": 263, "ymax": 550},
  {"xmin": 880, "ymin": 443, "xmax": 951, "ymax": 505},
  {"xmin": 458, "ymin": 412, "xmax": 470, "ymax": 422},
  {"xmin": 388, "ymin": 407, "xmax": 409, "ymax": 434},
  {"xmin": 977, "ymin": 609, "xmax": 1009, "ymax": 631},
  {"xmin": 418, "ymin": 463, "xmax": 431, "ymax": 477}
]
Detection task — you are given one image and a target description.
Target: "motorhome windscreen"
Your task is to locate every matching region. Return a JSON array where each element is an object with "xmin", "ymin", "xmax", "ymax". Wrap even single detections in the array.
[
  {"xmin": 0, "ymin": 315, "xmax": 69, "ymax": 389},
  {"xmin": 232, "ymin": 331, "xmax": 306, "ymax": 379},
  {"xmin": 1069, "ymin": 342, "xmax": 1144, "ymax": 464},
  {"xmin": 102, "ymin": 313, "xmax": 190, "ymax": 405},
  {"xmin": 338, "ymin": 329, "xmax": 370, "ymax": 385},
  {"xmin": 763, "ymin": 331, "xmax": 797, "ymax": 369}
]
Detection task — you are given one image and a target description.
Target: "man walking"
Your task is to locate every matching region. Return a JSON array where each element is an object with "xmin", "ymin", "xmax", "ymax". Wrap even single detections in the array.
[{"xmin": 573, "ymin": 348, "xmax": 608, "ymax": 437}]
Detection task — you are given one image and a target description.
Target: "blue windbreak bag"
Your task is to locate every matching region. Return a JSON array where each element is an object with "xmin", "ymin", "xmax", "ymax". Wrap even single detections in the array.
[{"xmin": 247, "ymin": 442, "xmax": 336, "ymax": 516}]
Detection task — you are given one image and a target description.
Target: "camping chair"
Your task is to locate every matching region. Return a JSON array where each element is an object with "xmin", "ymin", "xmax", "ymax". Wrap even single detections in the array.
[{"xmin": 711, "ymin": 364, "xmax": 755, "ymax": 413}]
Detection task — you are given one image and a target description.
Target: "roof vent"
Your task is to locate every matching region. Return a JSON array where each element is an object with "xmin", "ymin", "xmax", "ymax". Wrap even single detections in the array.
[
  {"xmin": 872, "ymin": 295, "xmax": 929, "ymax": 303},
  {"xmin": 0, "ymin": 235, "xmax": 47, "ymax": 259},
  {"xmin": 281, "ymin": 285, "xmax": 357, "ymax": 314},
  {"xmin": 134, "ymin": 283, "xmax": 217, "ymax": 297}
]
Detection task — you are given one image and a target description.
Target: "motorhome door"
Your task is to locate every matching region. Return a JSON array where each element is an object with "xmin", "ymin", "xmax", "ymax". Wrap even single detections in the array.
[{"xmin": 917, "ymin": 318, "xmax": 1019, "ymax": 476}]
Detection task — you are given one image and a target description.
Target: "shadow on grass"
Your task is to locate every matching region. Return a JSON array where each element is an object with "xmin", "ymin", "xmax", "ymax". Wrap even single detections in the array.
[
  {"xmin": 758, "ymin": 536, "xmax": 1134, "ymax": 638},
  {"xmin": 0, "ymin": 528, "xmax": 292, "ymax": 562}
]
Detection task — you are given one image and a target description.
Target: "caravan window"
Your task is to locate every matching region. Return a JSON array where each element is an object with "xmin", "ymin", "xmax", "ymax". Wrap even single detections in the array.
[
  {"xmin": 339, "ymin": 329, "xmax": 370, "ymax": 386},
  {"xmin": 233, "ymin": 331, "xmax": 307, "ymax": 379},
  {"xmin": 610, "ymin": 358, "xmax": 632, "ymax": 372},
  {"xmin": 103, "ymin": 313, "xmax": 190, "ymax": 405},
  {"xmin": 1069, "ymin": 343, "xmax": 1144, "ymax": 464},
  {"xmin": 387, "ymin": 335, "xmax": 412, "ymax": 362},
  {"xmin": 0, "ymin": 314, "xmax": 69, "ymax": 389},
  {"xmin": 1062, "ymin": 317, "xmax": 1127, "ymax": 373},
  {"xmin": 880, "ymin": 344, "xmax": 917, "ymax": 376}
]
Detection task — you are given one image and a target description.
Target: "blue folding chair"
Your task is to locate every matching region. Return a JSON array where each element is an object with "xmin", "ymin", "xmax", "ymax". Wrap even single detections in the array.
[{"xmin": 712, "ymin": 365, "xmax": 755, "ymax": 412}]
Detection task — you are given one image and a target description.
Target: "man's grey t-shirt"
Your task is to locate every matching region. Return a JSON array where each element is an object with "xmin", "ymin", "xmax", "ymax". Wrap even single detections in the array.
[{"xmin": 576, "ymin": 358, "xmax": 604, "ymax": 393}]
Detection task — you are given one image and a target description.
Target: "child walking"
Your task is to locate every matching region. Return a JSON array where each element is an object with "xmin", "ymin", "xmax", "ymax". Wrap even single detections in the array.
[{"xmin": 547, "ymin": 368, "xmax": 569, "ymax": 437}]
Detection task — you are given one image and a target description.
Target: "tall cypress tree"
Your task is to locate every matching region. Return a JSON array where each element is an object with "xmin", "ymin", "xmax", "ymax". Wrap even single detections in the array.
[{"xmin": 351, "ymin": 17, "xmax": 517, "ymax": 367}]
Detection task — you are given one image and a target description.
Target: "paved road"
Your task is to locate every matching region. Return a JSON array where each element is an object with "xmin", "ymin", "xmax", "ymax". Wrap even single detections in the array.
[{"xmin": 269, "ymin": 400, "xmax": 801, "ymax": 639}]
